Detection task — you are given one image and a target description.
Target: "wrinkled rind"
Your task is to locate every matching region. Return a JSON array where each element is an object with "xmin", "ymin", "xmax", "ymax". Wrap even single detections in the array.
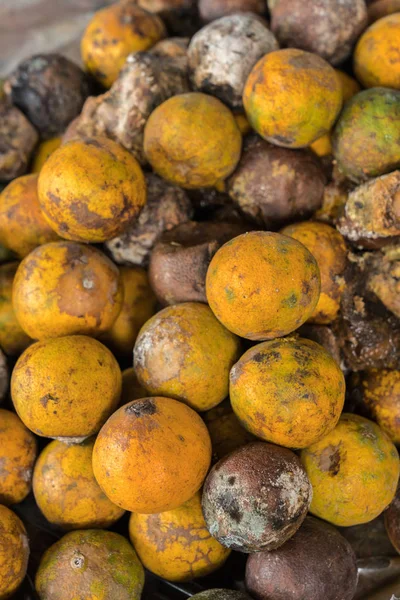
[
  {"xmin": 0, "ymin": 101, "xmax": 38, "ymax": 182},
  {"xmin": 93, "ymin": 397, "xmax": 212, "ymax": 513},
  {"xmin": 202, "ymin": 442, "xmax": 312, "ymax": 552},
  {"xmin": 134, "ymin": 302, "xmax": 241, "ymax": 411},
  {"xmin": 144, "ymin": 92, "xmax": 242, "ymax": 189},
  {"xmin": 301, "ymin": 413, "xmax": 400, "ymax": 526},
  {"xmin": 33, "ymin": 438, "xmax": 124, "ymax": 530},
  {"xmin": 11, "ymin": 335, "xmax": 122, "ymax": 440},
  {"xmin": 230, "ymin": 337, "xmax": 345, "ymax": 449},
  {"xmin": 246, "ymin": 516, "xmax": 358, "ymax": 600},
  {"xmin": 12, "ymin": 242, "xmax": 123, "ymax": 340},
  {"xmin": 35, "ymin": 529, "xmax": 144, "ymax": 600},
  {"xmin": 0, "ymin": 505, "xmax": 29, "ymax": 599},
  {"xmin": 81, "ymin": 3, "xmax": 166, "ymax": 88},
  {"xmin": 188, "ymin": 14, "xmax": 278, "ymax": 110},
  {"xmin": 332, "ymin": 88, "xmax": 400, "ymax": 183},
  {"xmin": 243, "ymin": 49, "xmax": 343, "ymax": 148},
  {"xmin": 38, "ymin": 137, "xmax": 147, "ymax": 243},
  {"xmin": 205, "ymin": 231, "xmax": 321, "ymax": 340},
  {"xmin": 129, "ymin": 491, "xmax": 230, "ymax": 581}
]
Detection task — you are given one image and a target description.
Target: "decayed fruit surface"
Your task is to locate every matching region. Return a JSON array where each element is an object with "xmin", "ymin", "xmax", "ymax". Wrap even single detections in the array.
[
  {"xmin": 301, "ymin": 413, "xmax": 400, "ymax": 526},
  {"xmin": 354, "ymin": 13, "xmax": 400, "ymax": 90},
  {"xmin": 38, "ymin": 137, "xmax": 147, "ymax": 243},
  {"xmin": 0, "ymin": 409, "xmax": 37, "ymax": 506},
  {"xmin": 129, "ymin": 491, "xmax": 230, "ymax": 581},
  {"xmin": 93, "ymin": 397, "xmax": 212, "ymax": 513},
  {"xmin": 359, "ymin": 369, "xmax": 400, "ymax": 444},
  {"xmin": 230, "ymin": 337, "xmax": 345, "ymax": 449},
  {"xmin": 332, "ymin": 87, "xmax": 400, "ymax": 183},
  {"xmin": 281, "ymin": 221, "xmax": 347, "ymax": 324},
  {"xmin": 11, "ymin": 335, "xmax": 121, "ymax": 441},
  {"xmin": 202, "ymin": 442, "xmax": 312, "ymax": 552},
  {"xmin": 206, "ymin": 232, "xmax": 320, "ymax": 340},
  {"xmin": 0, "ymin": 262, "xmax": 32, "ymax": 356},
  {"xmin": 81, "ymin": 3, "xmax": 166, "ymax": 88},
  {"xmin": 134, "ymin": 302, "xmax": 241, "ymax": 411},
  {"xmin": 144, "ymin": 92, "xmax": 242, "ymax": 189},
  {"xmin": 0, "ymin": 174, "xmax": 59, "ymax": 258},
  {"xmin": 35, "ymin": 529, "xmax": 144, "ymax": 600},
  {"xmin": 101, "ymin": 267, "xmax": 157, "ymax": 356},
  {"xmin": 33, "ymin": 438, "xmax": 125, "ymax": 530},
  {"xmin": 243, "ymin": 49, "xmax": 342, "ymax": 148},
  {"xmin": 0, "ymin": 504, "xmax": 29, "ymax": 600},
  {"xmin": 12, "ymin": 241, "xmax": 123, "ymax": 340}
]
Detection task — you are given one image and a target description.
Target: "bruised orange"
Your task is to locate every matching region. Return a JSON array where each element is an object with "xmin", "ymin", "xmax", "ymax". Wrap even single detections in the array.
[
  {"xmin": 12, "ymin": 241, "xmax": 123, "ymax": 340},
  {"xmin": 129, "ymin": 491, "xmax": 230, "ymax": 581},
  {"xmin": 0, "ymin": 409, "xmax": 37, "ymax": 506},
  {"xmin": 33, "ymin": 438, "xmax": 124, "ymax": 529},
  {"xmin": 93, "ymin": 397, "xmax": 212, "ymax": 513},
  {"xmin": 0, "ymin": 174, "xmax": 59, "ymax": 258}
]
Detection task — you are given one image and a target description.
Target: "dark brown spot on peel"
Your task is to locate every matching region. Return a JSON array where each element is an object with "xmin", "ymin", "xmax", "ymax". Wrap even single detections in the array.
[
  {"xmin": 318, "ymin": 444, "xmax": 342, "ymax": 476},
  {"xmin": 125, "ymin": 398, "xmax": 157, "ymax": 416}
]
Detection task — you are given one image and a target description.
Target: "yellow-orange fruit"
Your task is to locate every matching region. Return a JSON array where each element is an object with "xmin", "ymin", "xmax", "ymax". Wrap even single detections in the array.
[
  {"xmin": 93, "ymin": 397, "xmax": 212, "ymax": 513},
  {"xmin": 134, "ymin": 302, "xmax": 241, "ymax": 411},
  {"xmin": 38, "ymin": 137, "xmax": 146, "ymax": 243},
  {"xmin": 0, "ymin": 263, "xmax": 31, "ymax": 356},
  {"xmin": 101, "ymin": 267, "xmax": 157, "ymax": 356},
  {"xmin": 33, "ymin": 438, "xmax": 124, "ymax": 530},
  {"xmin": 12, "ymin": 241, "xmax": 123, "ymax": 340},
  {"xmin": 301, "ymin": 414, "xmax": 400, "ymax": 526},
  {"xmin": 0, "ymin": 505, "xmax": 29, "ymax": 599},
  {"xmin": 0, "ymin": 174, "xmax": 59, "ymax": 258},
  {"xmin": 121, "ymin": 367, "xmax": 148, "ymax": 406},
  {"xmin": 144, "ymin": 93, "xmax": 242, "ymax": 189},
  {"xmin": 360, "ymin": 369, "xmax": 400, "ymax": 444},
  {"xmin": 35, "ymin": 529, "xmax": 144, "ymax": 600},
  {"xmin": 234, "ymin": 113, "xmax": 251, "ymax": 136},
  {"xmin": 230, "ymin": 337, "xmax": 345, "ymax": 449},
  {"xmin": 0, "ymin": 409, "xmax": 37, "ymax": 506},
  {"xmin": 243, "ymin": 49, "xmax": 342, "ymax": 148},
  {"xmin": 11, "ymin": 335, "xmax": 121, "ymax": 441},
  {"xmin": 203, "ymin": 399, "xmax": 255, "ymax": 462},
  {"xmin": 310, "ymin": 134, "xmax": 332, "ymax": 158},
  {"xmin": 281, "ymin": 222, "xmax": 347, "ymax": 324},
  {"xmin": 31, "ymin": 137, "xmax": 61, "ymax": 173},
  {"xmin": 81, "ymin": 3, "xmax": 166, "ymax": 87},
  {"xmin": 129, "ymin": 491, "xmax": 230, "ymax": 581},
  {"xmin": 206, "ymin": 231, "xmax": 321, "ymax": 340},
  {"xmin": 354, "ymin": 13, "xmax": 400, "ymax": 89},
  {"xmin": 368, "ymin": 0, "xmax": 400, "ymax": 23}
]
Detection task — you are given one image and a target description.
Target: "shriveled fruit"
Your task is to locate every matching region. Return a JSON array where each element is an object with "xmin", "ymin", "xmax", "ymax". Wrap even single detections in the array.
[
  {"xmin": 0, "ymin": 101, "xmax": 38, "ymax": 182},
  {"xmin": 35, "ymin": 529, "xmax": 144, "ymax": 600},
  {"xmin": 202, "ymin": 442, "xmax": 312, "ymax": 552},
  {"xmin": 203, "ymin": 399, "xmax": 255, "ymax": 462},
  {"xmin": 0, "ymin": 174, "xmax": 59, "ymax": 257},
  {"xmin": 81, "ymin": 3, "xmax": 166, "ymax": 87},
  {"xmin": 281, "ymin": 222, "xmax": 347, "ymax": 324},
  {"xmin": 38, "ymin": 137, "xmax": 146, "ymax": 243},
  {"xmin": 11, "ymin": 335, "xmax": 121, "ymax": 441},
  {"xmin": 31, "ymin": 137, "xmax": 61, "ymax": 173},
  {"xmin": 301, "ymin": 414, "xmax": 400, "ymax": 526},
  {"xmin": 359, "ymin": 369, "xmax": 400, "ymax": 444},
  {"xmin": 246, "ymin": 516, "xmax": 358, "ymax": 600},
  {"xmin": 101, "ymin": 267, "xmax": 156, "ymax": 356},
  {"xmin": 199, "ymin": 0, "xmax": 266, "ymax": 22},
  {"xmin": 12, "ymin": 241, "xmax": 123, "ymax": 340},
  {"xmin": 33, "ymin": 438, "xmax": 125, "ymax": 530},
  {"xmin": 129, "ymin": 491, "xmax": 230, "ymax": 581},
  {"xmin": 0, "ymin": 505, "xmax": 29, "ymax": 599},
  {"xmin": 243, "ymin": 49, "xmax": 342, "ymax": 148},
  {"xmin": 332, "ymin": 87, "xmax": 400, "ymax": 183},
  {"xmin": 134, "ymin": 302, "xmax": 241, "ymax": 411},
  {"xmin": 230, "ymin": 337, "xmax": 345, "ymax": 449},
  {"xmin": 93, "ymin": 397, "xmax": 211, "ymax": 513},
  {"xmin": 206, "ymin": 232, "xmax": 320, "ymax": 340},
  {"xmin": 0, "ymin": 263, "xmax": 31, "ymax": 356},
  {"xmin": 0, "ymin": 409, "xmax": 37, "ymax": 506},
  {"xmin": 144, "ymin": 92, "xmax": 242, "ymax": 189},
  {"xmin": 354, "ymin": 13, "xmax": 400, "ymax": 89}
]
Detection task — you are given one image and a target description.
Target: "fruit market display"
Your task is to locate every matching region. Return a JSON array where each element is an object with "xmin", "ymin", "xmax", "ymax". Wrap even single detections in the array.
[{"xmin": 0, "ymin": 1, "xmax": 400, "ymax": 599}]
